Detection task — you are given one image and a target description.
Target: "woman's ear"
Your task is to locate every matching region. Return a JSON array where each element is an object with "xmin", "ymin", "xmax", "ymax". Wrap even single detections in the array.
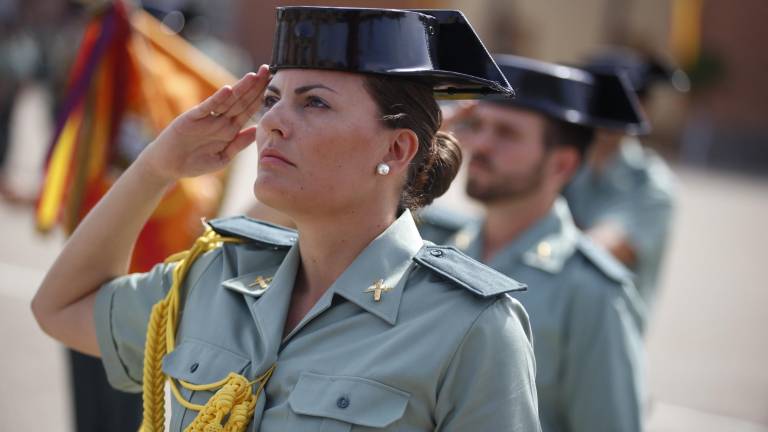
[{"xmin": 381, "ymin": 129, "xmax": 419, "ymax": 176}]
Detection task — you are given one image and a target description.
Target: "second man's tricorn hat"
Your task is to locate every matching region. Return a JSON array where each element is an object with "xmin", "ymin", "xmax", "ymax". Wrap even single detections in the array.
[
  {"xmin": 488, "ymin": 54, "xmax": 650, "ymax": 135},
  {"xmin": 270, "ymin": 7, "xmax": 513, "ymax": 99},
  {"xmin": 582, "ymin": 48, "xmax": 691, "ymax": 97}
]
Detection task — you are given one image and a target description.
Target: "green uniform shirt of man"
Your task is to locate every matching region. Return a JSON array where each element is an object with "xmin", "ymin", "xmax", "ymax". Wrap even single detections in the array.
[{"xmin": 419, "ymin": 54, "xmax": 647, "ymax": 432}]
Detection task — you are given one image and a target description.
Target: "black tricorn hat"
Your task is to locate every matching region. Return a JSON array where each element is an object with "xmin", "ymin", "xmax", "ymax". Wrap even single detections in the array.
[
  {"xmin": 270, "ymin": 7, "xmax": 513, "ymax": 99},
  {"xmin": 582, "ymin": 48, "xmax": 691, "ymax": 96},
  {"xmin": 488, "ymin": 54, "xmax": 650, "ymax": 135}
]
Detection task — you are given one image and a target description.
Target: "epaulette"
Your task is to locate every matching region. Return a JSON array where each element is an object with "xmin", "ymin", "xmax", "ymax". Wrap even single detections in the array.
[
  {"xmin": 414, "ymin": 244, "xmax": 526, "ymax": 297},
  {"xmin": 576, "ymin": 236, "xmax": 634, "ymax": 284},
  {"xmin": 207, "ymin": 216, "xmax": 297, "ymax": 249}
]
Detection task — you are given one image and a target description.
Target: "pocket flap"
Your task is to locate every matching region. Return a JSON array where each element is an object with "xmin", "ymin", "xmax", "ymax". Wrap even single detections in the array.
[
  {"xmin": 289, "ymin": 372, "xmax": 410, "ymax": 428},
  {"xmin": 162, "ymin": 339, "xmax": 250, "ymax": 384}
]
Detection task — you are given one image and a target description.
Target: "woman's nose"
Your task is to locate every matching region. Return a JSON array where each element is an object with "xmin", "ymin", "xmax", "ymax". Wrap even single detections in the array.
[{"xmin": 258, "ymin": 102, "xmax": 291, "ymax": 140}]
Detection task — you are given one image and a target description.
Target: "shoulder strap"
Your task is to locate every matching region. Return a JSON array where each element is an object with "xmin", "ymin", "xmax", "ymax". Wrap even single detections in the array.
[
  {"xmin": 208, "ymin": 216, "xmax": 297, "ymax": 249},
  {"xmin": 414, "ymin": 244, "xmax": 526, "ymax": 297}
]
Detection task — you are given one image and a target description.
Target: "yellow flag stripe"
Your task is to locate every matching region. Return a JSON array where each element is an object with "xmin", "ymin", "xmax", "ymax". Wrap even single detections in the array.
[{"xmin": 36, "ymin": 109, "xmax": 84, "ymax": 231}]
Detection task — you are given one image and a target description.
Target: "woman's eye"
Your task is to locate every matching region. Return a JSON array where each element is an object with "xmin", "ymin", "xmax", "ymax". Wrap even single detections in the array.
[
  {"xmin": 263, "ymin": 95, "xmax": 279, "ymax": 108},
  {"xmin": 305, "ymin": 96, "xmax": 330, "ymax": 109}
]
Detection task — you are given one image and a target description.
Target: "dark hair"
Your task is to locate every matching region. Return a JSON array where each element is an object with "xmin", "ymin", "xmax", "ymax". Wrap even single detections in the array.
[
  {"xmin": 363, "ymin": 75, "xmax": 462, "ymax": 210},
  {"xmin": 542, "ymin": 118, "xmax": 595, "ymax": 159}
]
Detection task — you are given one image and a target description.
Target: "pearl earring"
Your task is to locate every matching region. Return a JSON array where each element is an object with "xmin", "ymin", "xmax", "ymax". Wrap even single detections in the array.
[{"xmin": 376, "ymin": 162, "xmax": 390, "ymax": 176}]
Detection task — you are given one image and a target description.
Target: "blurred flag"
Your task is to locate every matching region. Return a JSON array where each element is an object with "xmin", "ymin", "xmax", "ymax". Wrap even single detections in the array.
[{"xmin": 36, "ymin": 1, "xmax": 236, "ymax": 272}]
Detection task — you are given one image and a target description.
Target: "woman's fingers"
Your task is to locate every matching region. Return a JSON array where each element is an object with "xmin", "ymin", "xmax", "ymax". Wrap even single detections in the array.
[
  {"xmin": 191, "ymin": 85, "xmax": 233, "ymax": 120},
  {"xmin": 190, "ymin": 65, "xmax": 270, "ymax": 124},
  {"xmin": 219, "ymin": 126, "xmax": 257, "ymax": 162},
  {"xmin": 220, "ymin": 73, "xmax": 259, "ymax": 117},
  {"xmin": 221, "ymin": 66, "xmax": 271, "ymax": 119},
  {"xmin": 235, "ymin": 90, "xmax": 266, "ymax": 125}
]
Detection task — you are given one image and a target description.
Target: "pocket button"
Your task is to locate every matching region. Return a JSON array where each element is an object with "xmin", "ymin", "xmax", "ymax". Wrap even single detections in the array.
[{"xmin": 336, "ymin": 396, "xmax": 350, "ymax": 409}]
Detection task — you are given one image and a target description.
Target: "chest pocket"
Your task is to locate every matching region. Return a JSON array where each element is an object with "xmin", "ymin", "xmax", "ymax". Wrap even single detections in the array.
[
  {"xmin": 161, "ymin": 339, "xmax": 252, "ymax": 431},
  {"xmin": 288, "ymin": 372, "xmax": 410, "ymax": 431}
]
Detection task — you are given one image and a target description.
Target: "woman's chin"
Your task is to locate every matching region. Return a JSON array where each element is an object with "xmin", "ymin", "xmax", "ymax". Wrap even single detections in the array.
[{"xmin": 254, "ymin": 179, "xmax": 295, "ymax": 212}]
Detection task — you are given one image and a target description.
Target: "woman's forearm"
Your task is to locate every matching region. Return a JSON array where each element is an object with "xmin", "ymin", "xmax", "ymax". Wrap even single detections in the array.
[
  {"xmin": 32, "ymin": 69, "xmax": 269, "ymax": 355},
  {"xmin": 31, "ymin": 154, "xmax": 173, "ymax": 352}
]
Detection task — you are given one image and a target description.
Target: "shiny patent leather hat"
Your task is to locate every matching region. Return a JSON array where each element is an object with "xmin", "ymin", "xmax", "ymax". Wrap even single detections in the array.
[
  {"xmin": 270, "ymin": 7, "xmax": 512, "ymax": 99},
  {"xmin": 488, "ymin": 54, "xmax": 650, "ymax": 135},
  {"xmin": 582, "ymin": 48, "xmax": 691, "ymax": 96}
]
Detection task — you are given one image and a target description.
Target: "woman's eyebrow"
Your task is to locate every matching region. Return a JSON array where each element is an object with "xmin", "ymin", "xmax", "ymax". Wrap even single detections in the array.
[
  {"xmin": 295, "ymin": 84, "xmax": 337, "ymax": 94},
  {"xmin": 266, "ymin": 85, "xmax": 280, "ymax": 95}
]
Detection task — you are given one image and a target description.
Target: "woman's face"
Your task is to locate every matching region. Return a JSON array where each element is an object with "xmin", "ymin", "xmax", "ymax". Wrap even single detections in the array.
[{"xmin": 254, "ymin": 69, "xmax": 393, "ymax": 217}]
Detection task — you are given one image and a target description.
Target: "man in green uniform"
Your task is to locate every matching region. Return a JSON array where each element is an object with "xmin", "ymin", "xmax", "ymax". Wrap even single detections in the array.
[
  {"xmin": 564, "ymin": 49, "xmax": 687, "ymax": 307},
  {"xmin": 419, "ymin": 54, "xmax": 647, "ymax": 432}
]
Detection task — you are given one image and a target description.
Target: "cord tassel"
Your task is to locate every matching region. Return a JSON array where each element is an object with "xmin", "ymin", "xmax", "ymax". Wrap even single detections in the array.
[{"xmin": 140, "ymin": 227, "xmax": 275, "ymax": 432}]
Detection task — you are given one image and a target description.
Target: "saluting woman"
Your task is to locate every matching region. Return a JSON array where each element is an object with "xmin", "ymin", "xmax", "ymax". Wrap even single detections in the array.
[{"xmin": 32, "ymin": 7, "xmax": 541, "ymax": 432}]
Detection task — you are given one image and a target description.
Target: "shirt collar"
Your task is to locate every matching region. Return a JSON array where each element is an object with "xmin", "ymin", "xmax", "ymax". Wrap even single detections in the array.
[
  {"xmin": 450, "ymin": 198, "xmax": 579, "ymax": 274},
  {"xmin": 519, "ymin": 198, "xmax": 579, "ymax": 273},
  {"xmin": 327, "ymin": 209, "xmax": 424, "ymax": 325},
  {"xmin": 222, "ymin": 210, "xmax": 423, "ymax": 341}
]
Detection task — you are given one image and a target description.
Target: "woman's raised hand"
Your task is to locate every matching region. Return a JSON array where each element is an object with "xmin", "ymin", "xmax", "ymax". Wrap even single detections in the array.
[{"xmin": 138, "ymin": 65, "xmax": 271, "ymax": 181}]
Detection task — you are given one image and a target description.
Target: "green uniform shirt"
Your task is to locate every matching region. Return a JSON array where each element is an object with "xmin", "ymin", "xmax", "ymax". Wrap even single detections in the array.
[
  {"xmin": 564, "ymin": 137, "xmax": 675, "ymax": 306},
  {"xmin": 94, "ymin": 210, "xmax": 542, "ymax": 431},
  {"xmin": 419, "ymin": 200, "xmax": 646, "ymax": 432}
]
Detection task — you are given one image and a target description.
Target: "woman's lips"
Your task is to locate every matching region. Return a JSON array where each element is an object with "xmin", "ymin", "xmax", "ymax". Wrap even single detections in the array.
[{"xmin": 259, "ymin": 149, "xmax": 295, "ymax": 167}]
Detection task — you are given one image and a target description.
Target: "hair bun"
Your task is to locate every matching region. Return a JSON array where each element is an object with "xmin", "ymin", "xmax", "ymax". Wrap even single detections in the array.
[{"xmin": 407, "ymin": 131, "xmax": 462, "ymax": 208}]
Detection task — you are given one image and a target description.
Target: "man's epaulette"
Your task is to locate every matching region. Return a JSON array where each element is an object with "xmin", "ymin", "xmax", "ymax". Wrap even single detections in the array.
[
  {"xmin": 207, "ymin": 216, "xmax": 297, "ymax": 249},
  {"xmin": 413, "ymin": 245, "xmax": 527, "ymax": 297}
]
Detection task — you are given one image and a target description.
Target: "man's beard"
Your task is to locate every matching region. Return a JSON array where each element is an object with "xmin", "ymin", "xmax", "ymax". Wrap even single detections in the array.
[{"xmin": 465, "ymin": 153, "xmax": 547, "ymax": 203}]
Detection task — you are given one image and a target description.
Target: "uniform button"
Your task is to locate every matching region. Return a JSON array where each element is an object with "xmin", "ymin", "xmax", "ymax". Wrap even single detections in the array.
[
  {"xmin": 336, "ymin": 396, "xmax": 350, "ymax": 409},
  {"xmin": 189, "ymin": 362, "xmax": 199, "ymax": 373},
  {"xmin": 430, "ymin": 249, "xmax": 444, "ymax": 257}
]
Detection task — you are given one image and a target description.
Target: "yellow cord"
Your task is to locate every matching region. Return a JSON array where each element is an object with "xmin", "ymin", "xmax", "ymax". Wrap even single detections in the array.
[{"xmin": 140, "ymin": 227, "xmax": 276, "ymax": 432}]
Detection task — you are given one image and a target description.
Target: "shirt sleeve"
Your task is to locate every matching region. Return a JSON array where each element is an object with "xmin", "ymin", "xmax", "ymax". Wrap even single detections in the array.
[
  {"xmin": 93, "ymin": 261, "xmax": 174, "ymax": 392},
  {"xmin": 597, "ymin": 179, "xmax": 674, "ymax": 264},
  {"xmin": 595, "ymin": 176, "xmax": 674, "ymax": 303},
  {"xmin": 562, "ymin": 281, "xmax": 645, "ymax": 432},
  {"xmin": 435, "ymin": 296, "xmax": 542, "ymax": 432}
]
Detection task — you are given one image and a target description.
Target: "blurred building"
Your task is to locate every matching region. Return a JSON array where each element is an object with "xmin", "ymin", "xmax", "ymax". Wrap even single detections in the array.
[{"xmin": 678, "ymin": 0, "xmax": 768, "ymax": 175}]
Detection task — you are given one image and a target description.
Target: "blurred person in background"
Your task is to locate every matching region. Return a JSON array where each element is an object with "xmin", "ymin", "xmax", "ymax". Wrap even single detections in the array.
[
  {"xmin": 0, "ymin": 0, "xmax": 40, "ymax": 202},
  {"xmin": 0, "ymin": 0, "xmax": 85, "ymax": 204},
  {"xmin": 564, "ymin": 48, "xmax": 689, "ymax": 309},
  {"xmin": 418, "ymin": 54, "xmax": 647, "ymax": 432}
]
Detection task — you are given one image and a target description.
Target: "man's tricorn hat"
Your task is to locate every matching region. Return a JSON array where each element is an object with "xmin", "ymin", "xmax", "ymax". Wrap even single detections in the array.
[
  {"xmin": 582, "ymin": 47, "xmax": 691, "ymax": 97},
  {"xmin": 489, "ymin": 54, "xmax": 650, "ymax": 135},
  {"xmin": 270, "ymin": 7, "xmax": 513, "ymax": 99}
]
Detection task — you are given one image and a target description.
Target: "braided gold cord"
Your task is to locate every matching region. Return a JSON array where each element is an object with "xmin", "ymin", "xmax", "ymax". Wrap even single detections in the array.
[
  {"xmin": 139, "ymin": 227, "xmax": 275, "ymax": 432},
  {"xmin": 141, "ymin": 301, "xmax": 169, "ymax": 432}
]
